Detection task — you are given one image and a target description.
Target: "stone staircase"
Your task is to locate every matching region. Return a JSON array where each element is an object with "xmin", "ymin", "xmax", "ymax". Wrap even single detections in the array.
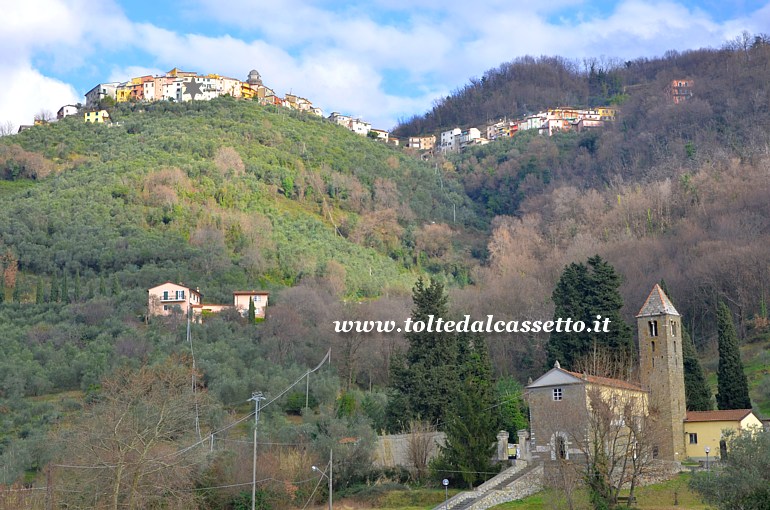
[{"xmin": 432, "ymin": 461, "xmax": 543, "ymax": 510}]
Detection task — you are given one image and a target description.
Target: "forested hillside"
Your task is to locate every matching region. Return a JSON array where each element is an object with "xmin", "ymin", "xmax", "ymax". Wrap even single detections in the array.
[{"xmin": 1, "ymin": 37, "xmax": 770, "ymax": 507}]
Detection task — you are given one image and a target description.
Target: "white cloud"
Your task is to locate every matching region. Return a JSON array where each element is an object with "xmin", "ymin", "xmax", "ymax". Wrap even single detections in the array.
[
  {"xmin": 0, "ymin": 63, "xmax": 80, "ymax": 131},
  {"xmin": 3, "ymin": 0, "xmax": 769, "ymax": 132}
]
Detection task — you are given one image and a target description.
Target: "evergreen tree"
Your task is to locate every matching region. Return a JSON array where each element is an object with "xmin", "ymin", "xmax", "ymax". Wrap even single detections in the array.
[
  {"xmin": 99, "ymin": 275, "xmax": 106, "ymax": 296},
  {"xmin": 111, "ymin": 275, "xmax": 120, "ymax": 296},
  {"xmin": 0, "ymin": 276, "xmax": 4, "ymax": 304},
  {"xmin": 547, "ymin": 255, "xmax": 633, "ymax": 371},
  {"xmin": 716, "ymin": 301, "xmax": 752, "ymax": 410},
  {"xmin": 36, "ymin": 278, "xmax": 45, "ymax": 304},
  {"xmin": 248, "ymin": 297, "xmax": 256, "ymax": 323},
  {"xmin": 432, "ymin": 334, "xmax": 498, "ymax": 488},
  {"xmin": 12, "ymin": 282, "xmax": 21, "ymax": 303},
  {"xmin": 682, "ymin": 328, "xmax": 714, "ymax": 411},
  {"xmin": 386, "ymin": 277, "xmax": 460, "ymax": 430},
  {"xmin": 61, "ymin": 273, "xmax": 69, "ymax": 303},
  {"xmin": 659, "ymin": 280, "xmax": 712, "ymax": 411},
  {"xmin": 73, "ymin": 271, "xmax": 81, "ymax": 302},
  {"xmin": 50, "ymin": 273, "xmax": 59, "ymax": 302}
]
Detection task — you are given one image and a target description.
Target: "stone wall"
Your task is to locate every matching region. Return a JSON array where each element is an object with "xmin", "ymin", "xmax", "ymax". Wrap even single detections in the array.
[{"xmin": 374, "ymin": 431, "xmax": 446, "ymax": 468}]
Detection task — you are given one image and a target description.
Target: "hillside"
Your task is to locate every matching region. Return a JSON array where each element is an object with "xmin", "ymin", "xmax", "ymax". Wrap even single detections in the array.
[
  {"xmin": 0, "ymin": 98, "xmax": 488, "ymax": 487},
  {"xmin": 2, "ymin": 42, "xmax": 770, "ymax": 506}
]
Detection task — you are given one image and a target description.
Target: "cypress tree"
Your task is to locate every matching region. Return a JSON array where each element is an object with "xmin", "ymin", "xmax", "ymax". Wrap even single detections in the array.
[
  {"xmin": 73, "ymin": 271, "xmax": 81, "ymax": 302},
  {"xmin": 12, "ymin": 283, "xmax": 21, "ymax": 303},
  {"xmin": 61, "ymin": 273, "xmax": 69, "ymax": 303},
  {"xmin": 547, "ymin": 255, "xmax": 633, "ymax": 371},
  {"xmin": 36, "ymin": 278, "xmax": 45, "ymax": 304},
  {"xmin": 111, "ymin": 275, "xmax": 120, "ymax": 296},
  {"xmin": 716, "ymin": 301, "xmax": 752, "ymax": 410},
  {"xmin": 50, "ymin": 273, "xmax": 59, "ymax": 302},
  {"xmin": 248, "ymin": 297, "xmax": 256, "ymax": 323},
  {"xmin": 99, "ymin": 275, "xmax": 106, "ymax": 296},
  {"xmin": 0, "ymin": 276, "xmax": 4, "ymax": 304}
]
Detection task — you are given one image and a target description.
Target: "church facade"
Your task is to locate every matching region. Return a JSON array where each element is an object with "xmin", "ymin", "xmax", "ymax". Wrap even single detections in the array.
[{"xmin": 526, "ymin": 285, "xmax": 695, "ymax": 464}]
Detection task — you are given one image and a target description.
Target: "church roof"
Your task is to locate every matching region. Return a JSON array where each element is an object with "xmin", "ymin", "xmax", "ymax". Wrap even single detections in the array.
[
  {"xmin": 564, "ymin": 370, "xmax": 644, "ymax": 392},
  {"xmin": 685, "ymin": 409, "xmax": 756, "ymax": 422},
  {"xmin": 526, "ymin": 364, "xmax": 644, "ymax": 393},
  {"xmin": 636, "ymin": 284, "xmax": 680, "ymax": 317}
]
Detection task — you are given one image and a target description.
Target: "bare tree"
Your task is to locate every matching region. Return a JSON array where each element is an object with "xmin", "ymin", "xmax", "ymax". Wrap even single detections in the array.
[
  {"xmin": 406, "ymin": 420, "xmax": 438, "ymax": 481},
  {"xmin": 0, "ymin": 121, "xmax": 15, "ymax": 137},
  {"xmin": 53, "ymin": 357, "xmax": 219, "ymax": 509}
]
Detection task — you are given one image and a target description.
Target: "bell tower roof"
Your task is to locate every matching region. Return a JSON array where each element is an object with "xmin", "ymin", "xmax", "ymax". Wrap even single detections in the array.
[{"xmin": 636, "ymin": 284, "xmax": 679, "ymax": 318}]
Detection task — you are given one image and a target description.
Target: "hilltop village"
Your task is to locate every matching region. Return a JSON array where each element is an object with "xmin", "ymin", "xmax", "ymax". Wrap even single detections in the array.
[{"xmin": 30, "ymin": 66, "xmax": 695, "ymax": 155}]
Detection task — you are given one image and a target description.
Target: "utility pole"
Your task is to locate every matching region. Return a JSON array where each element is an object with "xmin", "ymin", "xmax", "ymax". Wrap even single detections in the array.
[
  {"xmin": 328, "ymin": 448, "xmax": 333, "ymax": 510},
  {"xmin": 249, "ymin": 391, "xmax": 265, "ymax": 510}
]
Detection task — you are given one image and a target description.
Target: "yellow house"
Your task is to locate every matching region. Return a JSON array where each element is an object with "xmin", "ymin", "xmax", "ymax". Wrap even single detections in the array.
[
  {"xmin": 597, "ymin": 107, "xmax": 616, "ymax": 120},
  {"xmin": 84, "ymin": 110, "xmax": 110, "ymax": 123},
  {"xmin": 684, "ymin": 409, "xmax": 763, "ymax": 460}
]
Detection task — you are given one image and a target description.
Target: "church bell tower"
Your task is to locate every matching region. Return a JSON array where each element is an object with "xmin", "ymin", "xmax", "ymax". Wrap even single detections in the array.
[{"xmin": 637, "ymin": 284, "xmax": 687, "ymax": 461}]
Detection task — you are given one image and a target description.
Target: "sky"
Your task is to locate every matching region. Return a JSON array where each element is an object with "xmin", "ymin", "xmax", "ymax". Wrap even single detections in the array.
[{"xmin": 2, "ymin": 0, "xmax": 770, "ymax": 132}]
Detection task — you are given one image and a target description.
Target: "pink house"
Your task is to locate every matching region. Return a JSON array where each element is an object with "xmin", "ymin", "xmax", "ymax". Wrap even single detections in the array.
[
  {"xmin": 148, "ymin": 283, "xmax": 269, "ymax": 321},
  {"xmin": 147, "ymin": 282, "xmax": 202, "ymax": 317},
  {"xmin": 233, "ymin": 291, "xmax": 269, "ymax": 318}
]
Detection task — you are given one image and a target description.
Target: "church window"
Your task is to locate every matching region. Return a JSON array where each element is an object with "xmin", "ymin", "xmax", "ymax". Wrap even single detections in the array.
[
  {"xmin": 651, "ymin": 341, "xmax": 656, "ymax": 353},
  {"xmin": 556, "ymin": 436, "xmax": 567, "ymax": 459},
  {"xmin": 648, "ymin": 320, "xmax": 658, "ymax": 337},
  {"xmin": 672, "ymin": 321, "xmax": 677, "ymax": 336},
  {"xmin": 553, "ymin": 388, "xmax": 563, "ymax": 401}
]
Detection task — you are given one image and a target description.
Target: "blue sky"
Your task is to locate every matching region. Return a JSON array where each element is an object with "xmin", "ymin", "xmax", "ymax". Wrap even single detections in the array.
[{"xmin": 2, "ymin": 0, "xmax": 770, "ymax": 131}]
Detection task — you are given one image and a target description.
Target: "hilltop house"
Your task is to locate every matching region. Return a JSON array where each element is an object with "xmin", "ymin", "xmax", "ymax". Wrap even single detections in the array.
[{"xmin": 148, "ymin": 283, "xmax": 268, "ymax": 322}]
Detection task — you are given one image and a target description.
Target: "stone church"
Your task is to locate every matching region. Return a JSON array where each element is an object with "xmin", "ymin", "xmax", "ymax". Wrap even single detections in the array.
[{"xmin": 524, "ymin": 284, "xmax": 755, "ymax": 465}]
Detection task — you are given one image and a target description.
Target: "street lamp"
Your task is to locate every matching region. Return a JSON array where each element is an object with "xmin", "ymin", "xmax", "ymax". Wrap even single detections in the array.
[
  {"xmin": 312, "ymin": 449, "xmax": 333, "ymax": 510},
  {"xmin": 704, "ymin": 446, "xmax": 710, "ymax": 472},
  {"xmin": 442, "ymin": 478, "xmax": 449, "ymax": 510}
]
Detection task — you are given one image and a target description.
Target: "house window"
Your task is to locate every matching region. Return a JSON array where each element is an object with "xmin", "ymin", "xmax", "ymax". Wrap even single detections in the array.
[
  {"xmin": 553, "ymin": 388, "xmax": 563, "ymax": 401},
  {"xmin": 163, "ymin": 304, "xmax": 170, "ymax": 311},
  {"xmin": 162, "ymin": 291, "xmax": 169, "ymax": 300},
  {"xmin": 689, "ymin": 433, "xmax": 698, "ymax": 445},
  {"xmin": 648, "ymin": 320, "xmax": 658, "ymax": 337},
  {"xmin": 176, "ymin": 290, "xmax": 185, "ymax": 300},
  {"xmin": 253, "ymin": 295, "xmax": 262, "ymax": 303},
  {"xmin": 652, "ymin": 446, "xmax": 659, "ymax": 459}
]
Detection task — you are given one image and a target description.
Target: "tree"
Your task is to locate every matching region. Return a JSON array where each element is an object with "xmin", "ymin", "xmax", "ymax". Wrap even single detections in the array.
[
  {"xmin": 387, "ymin": 277, "xmax": 460, "ymax": 430},
  {"xmin": 547, "ymin": 255, "xmax": 634, "ymax": 374},
  {"xmin": 60, "ymin": 273, "xmax": 69, "ymax": 303},
  {"xmin": 431, "ymin": 334, "xmax": 498, "ymax": 488},
  {"xmin": 716, "ymin": 301, "xmax": 752, "ymax": 410},
  {"xmin": 248, "ymin": 296, "xmax": 256, "ymax": 323},
  {"xmin": 53, "ymin": 357, "xmax": 218, "ymax": 509},
  {"xmin": 497, "ymin": 377, "xmax": 528, "ymax": 436},
  {"xmin": 690, "ymin": 428, "xmax": 770, "ymax": 509},
  {"xmin": 49, "ymin": 273, "xmax": 59, "ymax": 302},
  {"xmin": 35, "ymin": 278, "xmax": 44, "ymax": 304},
  {"xmin": 682, "ymin": 327, "xmax": 713, "ymax": 411}
]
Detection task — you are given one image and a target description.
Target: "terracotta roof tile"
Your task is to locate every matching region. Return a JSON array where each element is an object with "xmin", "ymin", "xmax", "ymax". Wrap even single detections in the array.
[
  {"xmin": 564, "ymin": 370, "xmax": 644, "ymax": 392},
  {"xmin": 685, "ymin": 409, "xmax": 754, "ymax": 422}
]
